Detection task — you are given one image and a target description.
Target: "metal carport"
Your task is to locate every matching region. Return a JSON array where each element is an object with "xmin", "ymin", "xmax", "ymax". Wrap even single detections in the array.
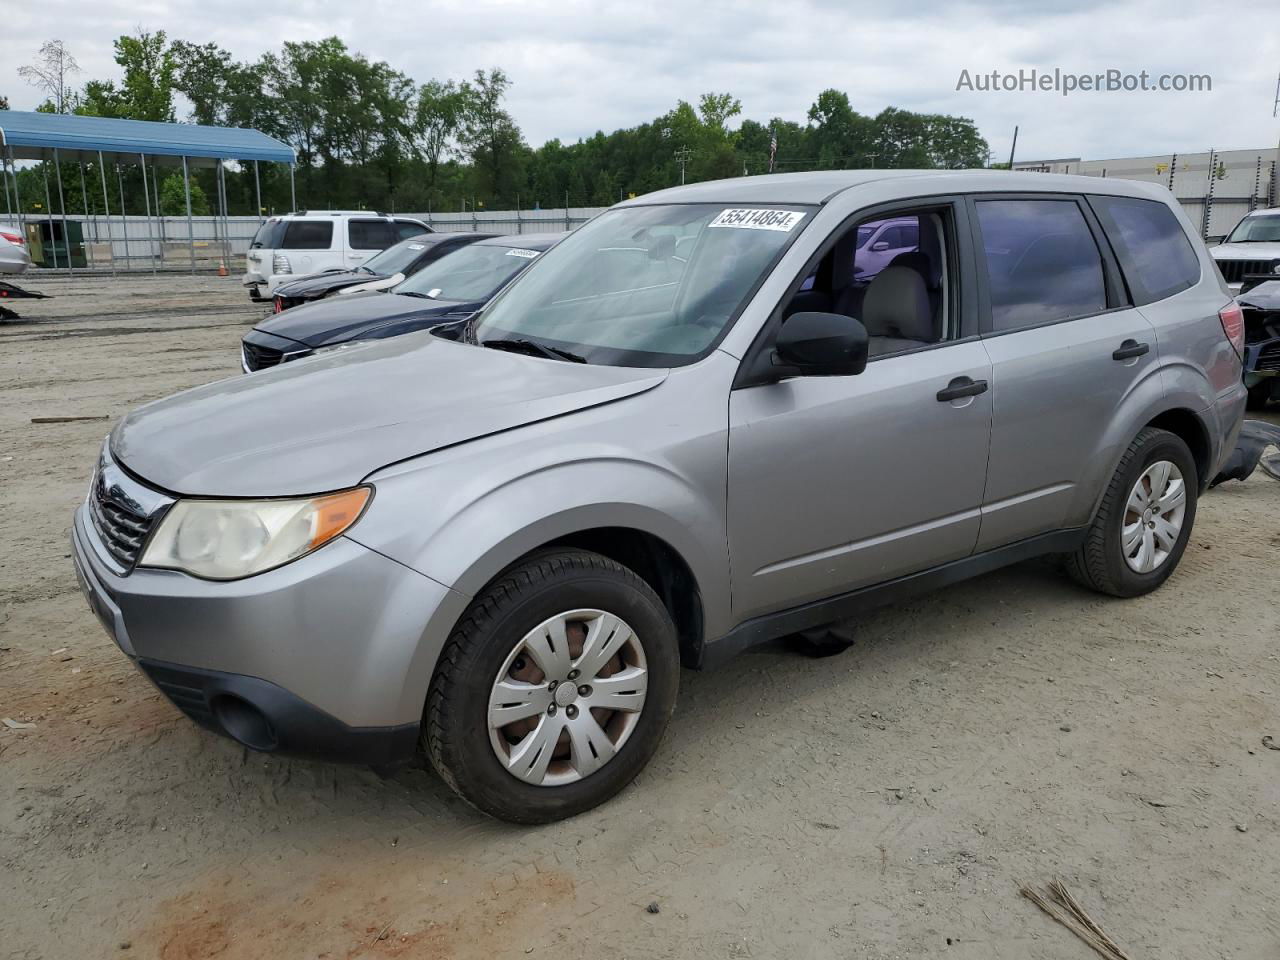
[{"xmin": 0, "ymin": 110, "xmax": 296, "ymax": 274}]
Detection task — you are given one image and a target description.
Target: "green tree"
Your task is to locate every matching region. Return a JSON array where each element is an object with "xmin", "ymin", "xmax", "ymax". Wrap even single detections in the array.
[
  {"xmin": 413, "ymin": 79, "xmax": 466, "ymax": 204},
  {"xmin": 114, "ymin": 31, "xmax": 176, "ymax": 121},
  {"xmin": 459, "ymin": 68, "xmax": 524, "ymax": 205},
  {"xmin": 157, "ymin": 172, "xmax": 210, "ymax": 216}
]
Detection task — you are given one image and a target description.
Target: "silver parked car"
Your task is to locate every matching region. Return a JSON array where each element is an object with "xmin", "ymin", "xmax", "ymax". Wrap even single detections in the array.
[
  {"xmin": 72, "ymin": 171, "xmax": 1246, "ymax": 822},
  {"xmin": 0, "ymin": 221, "xmax": 32, "ymax": 275}
]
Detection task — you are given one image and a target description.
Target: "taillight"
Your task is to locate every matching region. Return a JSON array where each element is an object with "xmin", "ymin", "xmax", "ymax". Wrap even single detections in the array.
[
  {"xmin": 0, "ymin": 230, "xmax": 24, "ymax": 247},
  {"xmin": 272, "ymin": 254, "xmax": 292, "ymax": 275},
  {"xmin": 1219, "ymin": 302, "xmax": 1245, "ymax": 358},
  {"xmin": 273, "ymin": 297, "xmax": 283, "ymax": 313}
]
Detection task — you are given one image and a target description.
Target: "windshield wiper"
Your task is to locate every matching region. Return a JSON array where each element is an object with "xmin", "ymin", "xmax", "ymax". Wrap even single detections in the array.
[
  {"xmin": 398, "ymin": 290, "xmax": 436, "ymax": 299},
  {"xmin": 480, "ymin": 337, "xmax": 587, "ymax": 363}
]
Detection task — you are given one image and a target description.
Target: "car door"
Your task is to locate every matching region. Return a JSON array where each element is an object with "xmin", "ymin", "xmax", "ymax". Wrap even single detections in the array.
[
  {"xmin": 345, "ymin": 219, "xmax": 395, "ymax": 269},
  {"xmin": 727, "ymin": 199, "xmax": 993, "ymax": 622},
  {"xmin": 970, "ymin": 194, "xmax": 1160, "ymax": 551}
]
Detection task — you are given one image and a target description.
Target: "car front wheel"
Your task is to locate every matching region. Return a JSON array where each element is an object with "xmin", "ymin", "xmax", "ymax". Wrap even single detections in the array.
[{"xmin": 425, "ymin": 549, "xmax": 679, "ymax": 823}]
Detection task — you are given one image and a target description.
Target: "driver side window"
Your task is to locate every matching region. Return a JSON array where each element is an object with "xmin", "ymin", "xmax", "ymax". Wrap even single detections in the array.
[{"xmin": 784, "ymin": 208, "xmax": 953, "ymax": 359}]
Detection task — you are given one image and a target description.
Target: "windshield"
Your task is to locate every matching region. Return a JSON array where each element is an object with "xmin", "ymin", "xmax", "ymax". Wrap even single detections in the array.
[
  {"xmin": 362, "ymin": 237, "xmax": 435, "ymax": 276},
  {"xmin": 397, "ymin": 243, "xmax": 541, "ymax": 301},
  {"xmin": 1227, "ymin": 215, "xmax": 1280, "ymax": 244},
  {"xmin": 472, "ymin": 203, "xmax": 810, "ymax": 366}
]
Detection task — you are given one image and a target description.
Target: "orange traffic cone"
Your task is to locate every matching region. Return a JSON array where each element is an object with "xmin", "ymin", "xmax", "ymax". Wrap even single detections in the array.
[{"xmin": 217, "ymin": 260, "xmax": 229, "ymax": 277}]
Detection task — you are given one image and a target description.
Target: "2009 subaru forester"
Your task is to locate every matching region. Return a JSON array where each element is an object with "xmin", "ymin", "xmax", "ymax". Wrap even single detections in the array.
[{"xmin": 73, "ymin": 170, "xmax": 1246, "ymax": 823}]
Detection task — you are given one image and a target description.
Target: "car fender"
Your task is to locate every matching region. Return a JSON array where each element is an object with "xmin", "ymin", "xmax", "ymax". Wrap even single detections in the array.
[
  {"xmin": 355, "ymin": 447, "xmax": 730, "ymax": 726},
  {"xmin": 1072, "ymin": 366, "xmax": 1215, "ymax": 525}
]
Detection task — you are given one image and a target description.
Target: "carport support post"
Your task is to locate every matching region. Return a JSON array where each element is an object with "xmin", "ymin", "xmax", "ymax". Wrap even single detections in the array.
[
  {"xmin": 253, "ymin": 160, "xmax": 262, "ymax": 221},
  {"xmin": 151, "ymin": 162, "xmax": 162, "ymax": 270},
  {"xmin": 182, "ymin": 156, "xmax": 195, "ymax": 274},
  {"xmin": 1, "ymin": 157, "xmax": 11, "ymax": 217},
  {"xmin": 6, "ymin": 148, "xmax": 24, "ymax": 247},
  {"xmin": 78, "ymin": 161, "xmax": 91, "ymax": 266},
  {"xmin": 97, "ymin": 151, "xmax": 116, "ymax": 277},
  {"xmin": 52, "ymin": 149, "xmax": 72, "ymax": 275},
  {"xmin": 41, "ymin": 161, "xmax": 58, "ymax": 269},
  {"xmin": 289, "ymin": 163, "xmax": 297, "ymax": 213},
  {"xmin": 139, "ymin": 154, "xmax": 157, "ymax": 276},
  {"xmin": 116, "ymin": 162, "xmax": 129, "ymax": 272}
]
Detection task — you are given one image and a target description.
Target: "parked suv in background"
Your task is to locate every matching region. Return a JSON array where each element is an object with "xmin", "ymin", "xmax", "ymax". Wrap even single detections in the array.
[
  {"xmin": 1210, "ymin": 207, "xmax": 1280, "ymax": 293},
  {"xmin": 242, "ymin": 211, "xmax": 431, "ymax": 300},
  {"xmin": 74, "ymin": 171, "xmax": 1244, "ymax": 824},
  {"xmin": 240, "ymin": 233, "xmax": 563, "ymax": 371}
]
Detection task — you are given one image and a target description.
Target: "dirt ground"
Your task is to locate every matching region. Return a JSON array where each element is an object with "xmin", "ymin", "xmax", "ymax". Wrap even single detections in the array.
[{"xmin": 1, "ymin": 273, "xmax": 1278, "ymax": 960}]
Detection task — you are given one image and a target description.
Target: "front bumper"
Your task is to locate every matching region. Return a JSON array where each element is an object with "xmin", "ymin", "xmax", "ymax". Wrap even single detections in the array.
[{"xmin": 71, "ymin": 503, "xmax": 468, "ymax": 765}]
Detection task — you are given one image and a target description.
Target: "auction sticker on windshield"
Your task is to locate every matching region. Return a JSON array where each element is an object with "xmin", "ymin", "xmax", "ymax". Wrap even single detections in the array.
[
  {"xmin": 709, "ymin": 208, "xmax": 806, "ymax": 232},
  {"xmin": 506, "ymin": 248, "xmax": 540, "ymax": 259}
]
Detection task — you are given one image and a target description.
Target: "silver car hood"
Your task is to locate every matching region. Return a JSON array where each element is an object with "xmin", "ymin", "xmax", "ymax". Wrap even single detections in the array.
[{"xmin": 112, "ymin": 331, "xmax": 667, "ymax": 497}]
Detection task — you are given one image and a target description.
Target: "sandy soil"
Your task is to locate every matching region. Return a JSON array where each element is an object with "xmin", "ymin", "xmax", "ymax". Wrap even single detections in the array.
[{"xmin": 2, "ymin": 273, "xmax": 1278, "ymax": 960}]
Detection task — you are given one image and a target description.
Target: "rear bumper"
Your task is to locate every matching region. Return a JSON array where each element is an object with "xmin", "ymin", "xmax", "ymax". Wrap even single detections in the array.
[{"xmin": 1209, "ymin": 382, "xmax": 1249, "ymax": 479}]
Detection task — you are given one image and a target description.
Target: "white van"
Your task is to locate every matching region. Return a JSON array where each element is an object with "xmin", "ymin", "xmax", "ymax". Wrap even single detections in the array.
[{"xmin": 242, "ymin": 212, "xmax": 431, "ymax": 300}]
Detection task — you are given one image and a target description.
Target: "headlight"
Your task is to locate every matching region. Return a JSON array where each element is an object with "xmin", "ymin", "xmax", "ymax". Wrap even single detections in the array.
[{"xmin": 139, "ymin": 487, "xmax": 371, "ymax": 580}]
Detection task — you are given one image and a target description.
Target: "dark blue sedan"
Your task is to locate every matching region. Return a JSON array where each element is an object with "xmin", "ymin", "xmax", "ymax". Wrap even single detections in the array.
[
  {"xmin": 241, "ymin": 233, "xmax": 566, "ymax": 372},
  {"xmin": 269, "ymin": 232, "xmax": 495, "ymax": 312}
]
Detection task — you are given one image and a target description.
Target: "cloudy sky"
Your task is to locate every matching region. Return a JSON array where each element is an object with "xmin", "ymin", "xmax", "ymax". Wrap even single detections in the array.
[{"xmin": 4, "ymin": 0, "xmax": 1277, "ymax": 164}]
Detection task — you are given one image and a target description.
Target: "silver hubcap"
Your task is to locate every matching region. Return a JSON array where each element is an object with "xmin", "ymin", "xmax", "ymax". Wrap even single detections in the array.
[
  {"xmin": 487, "ymin": 609, "xmax": 648, "ymax": 787},
  {"xmin": 1122, "ymin": 460, "xmax": 1186, "ymax": 573}
]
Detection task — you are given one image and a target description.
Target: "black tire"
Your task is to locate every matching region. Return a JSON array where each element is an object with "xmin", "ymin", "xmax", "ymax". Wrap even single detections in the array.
[
  {"xmin": 1066, "ymin": 427, "xmax": 1198, "ymax": 598},
  {"xmin": 786, "ymin": 623, "xmax": 856, "ymax": 658},
  {"xmin": 1246, "ymin": 382, "xmax": 1272, "ymax": 411},
  {"xmin": 424, "ymin": 549, "xmax": 679, "ymax": 824}
]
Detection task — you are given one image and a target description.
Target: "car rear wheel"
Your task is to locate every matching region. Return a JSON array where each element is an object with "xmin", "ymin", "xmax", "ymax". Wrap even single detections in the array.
[
  {"xmin": 1246, "ymin": 381, "xmax": 1272, "ymax": 410},
  {"xmin": 424, "ymin": 549, "xmax": 679, "ymax": 823},
  {"xmin": 1066, "ymin": 427, "xmax": 1197, "ymax": 598}
]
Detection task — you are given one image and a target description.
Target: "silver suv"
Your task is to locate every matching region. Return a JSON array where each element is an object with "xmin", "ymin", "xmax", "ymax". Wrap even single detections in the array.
[{"xmin": 73, "ymin": 171, "xmax": 1246, "ymax": 823}]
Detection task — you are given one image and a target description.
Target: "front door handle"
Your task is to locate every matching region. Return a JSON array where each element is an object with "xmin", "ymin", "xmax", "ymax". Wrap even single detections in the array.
[
  {"xmin": 936, "ymin": 376, "xmax": 989, "ymax": 402},
  {"xmin": 1112, "ymin": 339, "xmax": 1150, "ymax": 361}
]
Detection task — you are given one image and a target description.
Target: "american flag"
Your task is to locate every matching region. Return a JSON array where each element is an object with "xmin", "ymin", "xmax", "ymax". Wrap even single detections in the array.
[{"xmin": 768, "ymin": 128, "xmax": 778, "ymax": 173}]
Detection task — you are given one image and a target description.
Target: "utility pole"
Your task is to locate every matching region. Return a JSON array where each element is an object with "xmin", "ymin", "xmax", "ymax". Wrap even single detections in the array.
[{"xmin": 674, "ymin": 146, "xmax": 692, "ymax": 186}]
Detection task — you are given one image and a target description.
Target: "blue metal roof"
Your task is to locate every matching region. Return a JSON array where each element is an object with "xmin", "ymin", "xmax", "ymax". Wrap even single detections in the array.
[{"xmin": 0, "ymin": 110, "xmax": 295, "ymax": 164}]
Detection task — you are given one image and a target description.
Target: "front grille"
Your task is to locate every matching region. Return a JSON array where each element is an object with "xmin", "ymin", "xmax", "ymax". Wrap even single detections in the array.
[
  {"xmin": 86, "ymin": 444, "xmax": 172, "ymax": 572},
  {"xmin": 242, "ymin": 340, "xmax": 283, "ymax": 371},
  {"xmin": 90, "ymin": 479, "xmax": 156, "ymax": 568},
  {"xmin": 1256, "ymin": 341, "xmax": 1280, "ymax": 372},
  {"xmin": 1217, "ymin": 258, "xmax": 1279, "ymax": 284}
]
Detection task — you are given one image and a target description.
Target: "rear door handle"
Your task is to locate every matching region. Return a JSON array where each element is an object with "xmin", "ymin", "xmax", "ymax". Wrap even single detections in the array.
[
  {"xmin": 936, "ymin": 376, "xmax": 989, "ymax": 402},
  {"xmin": 1112, "ymin": 339, "xmax": 1150, "ymax": 361}
]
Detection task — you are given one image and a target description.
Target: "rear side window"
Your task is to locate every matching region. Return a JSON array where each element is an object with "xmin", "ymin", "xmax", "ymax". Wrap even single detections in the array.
[
  {"xmin": 281, "ymin": 221, "xmax": 333, "ymax": 250},
  {"xmin": 249, "ymin": 220, "xmax": 286, "ymax": 249},
  {"xmin": 348, "ymin": 220, "xmax": 395, "ymax": 250},
  {"xmin": 1089, "ymin": 196, "xmax": 1200, "ymax": 304},
  {"xmin": 395, "ymin": 220, "xmax": 430, "ymax": 240},
  {"xmin": 975, "ymin": 199, "xmax": 1106, "ymax": 331}
]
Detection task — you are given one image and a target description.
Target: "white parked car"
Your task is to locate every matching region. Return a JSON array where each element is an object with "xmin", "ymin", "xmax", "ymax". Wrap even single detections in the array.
[
  {"xmin": 0, "ymin": 221, "xmax": 32, "ymax": 276},
  {"xmin": 1210, "ymin": 207, "xmax": 1280, "ymax": 293},
  {"xmin": 242, "ymin": 212, "xmax": 431, "ymax": 300}
]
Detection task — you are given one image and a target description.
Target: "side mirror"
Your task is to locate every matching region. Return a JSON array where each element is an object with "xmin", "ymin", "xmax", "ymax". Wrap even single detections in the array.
[
  {"xmin": 774, "ymin": 312, "xmax": 868, "ymax": 377},
  {"xmin": 870, "ymin": 240, "xmax": 890, "ymax": 252}
]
